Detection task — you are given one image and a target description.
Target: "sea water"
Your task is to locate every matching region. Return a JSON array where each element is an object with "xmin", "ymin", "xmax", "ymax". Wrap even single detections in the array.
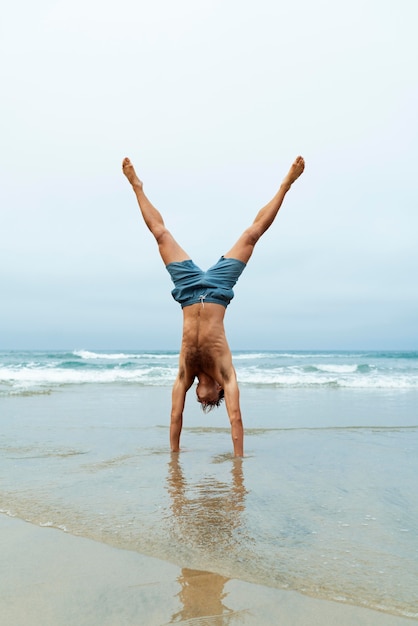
[
  {"xmin": 0, "ymin": 350, "xmax": 417, "ymax": 618},
  {"xmin": 1, "ymin": 349, "xmax": 418, "ymax": 394}
]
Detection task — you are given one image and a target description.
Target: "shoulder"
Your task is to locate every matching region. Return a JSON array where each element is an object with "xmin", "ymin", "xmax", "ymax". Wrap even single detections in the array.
[{"xmin": 220, "ymin": 362, "xmax": 237, "ymax": 384}]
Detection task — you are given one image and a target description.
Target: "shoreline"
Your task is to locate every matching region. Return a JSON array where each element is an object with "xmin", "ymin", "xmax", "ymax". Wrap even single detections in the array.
[{"xmin": 1, "ymin": 514, "xmax": 415, "ymax": 626}]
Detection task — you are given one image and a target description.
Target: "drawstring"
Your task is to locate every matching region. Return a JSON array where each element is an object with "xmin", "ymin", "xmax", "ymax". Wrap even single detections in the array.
[{"xmin": 199, "ymin": 293, "xmax": 208, "ymax": 308}]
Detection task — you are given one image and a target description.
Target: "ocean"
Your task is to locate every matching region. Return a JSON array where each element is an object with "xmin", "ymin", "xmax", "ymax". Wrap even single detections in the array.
[
  {"xmin": 1, "ymin": 349, "xmax": 417, "ymax": 618},
  {"xmin": 2, "ymin": 349, "xmax": 418, "ymax": 394}
]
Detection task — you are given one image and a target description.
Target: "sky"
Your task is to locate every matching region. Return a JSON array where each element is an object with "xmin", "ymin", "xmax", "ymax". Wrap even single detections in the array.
[{"xmin": 1, "ymin": 0, "xmax": 417, "ymax": 351}]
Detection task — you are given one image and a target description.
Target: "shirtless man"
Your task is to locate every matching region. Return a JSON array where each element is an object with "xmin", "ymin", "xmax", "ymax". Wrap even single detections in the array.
[{"xmin": 122, "ymin": 155, "xmax": 305, "ymax": 457}]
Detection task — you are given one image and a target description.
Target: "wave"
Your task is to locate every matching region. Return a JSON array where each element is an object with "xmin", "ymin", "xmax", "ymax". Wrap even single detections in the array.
[
  {"xmin": 2, "ymin": 368, "xmax": 417, "ymax": 395},
  {"xmin": 73, "ymin": 350, "xmax": 179, "ymax": 360},
  {"xmin": 237, "ymin": 371, "xmax": 418, "ymax": 389},
  {"xmin": 0, "ymin": 365, "xmax": 178, "ymax": 391},
  {"xmin": 314, "ymin": 364, "xmax": 363, "ymax": 374},
  {"xmin": 229, "ymin": 351, "xmax": 349, "ymax": 360},
  {"xmin": 1, "ymin": 350, "xmax": 417, "ymax": 395}
]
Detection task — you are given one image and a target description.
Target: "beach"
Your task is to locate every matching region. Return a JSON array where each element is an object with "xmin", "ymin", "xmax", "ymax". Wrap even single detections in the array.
[
  {"xmin": 1, "ymin": 515, "xmax": 413, "ymax": 626},
  {"xmin": 1, "ymin": 350, "xmax": 417, "ymax": 623}
]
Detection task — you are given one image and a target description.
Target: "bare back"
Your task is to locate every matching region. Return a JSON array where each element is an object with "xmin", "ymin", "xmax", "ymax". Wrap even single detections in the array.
[{"xmin": 180, "ymin": 303, "xmax": 234, "ymax": 383}]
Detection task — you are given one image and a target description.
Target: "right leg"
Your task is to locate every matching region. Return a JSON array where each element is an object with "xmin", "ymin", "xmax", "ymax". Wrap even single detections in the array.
[
  {"xmin": 224, "ymin": 156, "xmax": 305, "ymax": 264},
  {"xmin": 122, "ymin": 157, "xmax": 190, "ymax": 265}
]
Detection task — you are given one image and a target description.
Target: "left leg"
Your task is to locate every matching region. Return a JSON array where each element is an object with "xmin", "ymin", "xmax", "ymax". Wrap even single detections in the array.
[{"xmin": 224, "ymin": 156, "xmax": 305, "ymax": 264}]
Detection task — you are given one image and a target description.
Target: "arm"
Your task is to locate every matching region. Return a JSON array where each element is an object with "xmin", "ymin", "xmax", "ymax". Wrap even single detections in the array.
[
  {"xmin": 223, "ymin": 374, "xmax": 244, "ymax": 457},
  {"xmin": 170, "ymin": 374, "xmax": 192, "ymax": 452}
]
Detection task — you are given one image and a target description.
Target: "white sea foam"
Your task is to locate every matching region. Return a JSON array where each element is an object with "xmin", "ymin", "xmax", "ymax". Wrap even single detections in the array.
[
  {"xmin": 233, "ymin": 352, "xmax": 346, "ymax": 360},
  {"xmin": 233, "ymin": 352, "xmax": 277, "ymax": 360},
  {"xmin": 315, "ymin": 364, "xmax": 358, "ymax": 374},
  {"xmin": 73, "ymin": 350, "xmax": 178, "ymax": 360},
  {"xmin": 0, "ymin": 366, "xmax": 178, "ymax": 389}
]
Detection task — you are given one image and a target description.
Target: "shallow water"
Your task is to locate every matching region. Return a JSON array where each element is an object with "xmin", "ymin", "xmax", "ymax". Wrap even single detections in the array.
[{"xmin": 1, "ymin": 380, "xmax": 417, "ymax": 618}]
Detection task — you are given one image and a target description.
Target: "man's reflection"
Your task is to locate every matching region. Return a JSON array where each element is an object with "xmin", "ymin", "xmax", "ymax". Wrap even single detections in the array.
[
  {"xmin": 170, "ymin": 568, "xmax": 231, "ymax": 625},
  {"xmin": 166, "ymin": 455, "xmax": 247, "ymax": 624}
]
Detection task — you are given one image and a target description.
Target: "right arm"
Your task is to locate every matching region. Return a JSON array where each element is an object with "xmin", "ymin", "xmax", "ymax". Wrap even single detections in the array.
[{"xmin": 170, "ymin": 373, "xmax": 193, "ymax": 452}]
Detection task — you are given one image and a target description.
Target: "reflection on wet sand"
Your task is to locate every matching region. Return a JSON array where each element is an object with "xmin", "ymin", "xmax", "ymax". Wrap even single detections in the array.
[
  {"xmin": 170, "ymin": 569, "xmax": 232, "ymax": 625},
  {"xmin": 166, "ymin": 455, "xmax": 248, "ymax": 624}
]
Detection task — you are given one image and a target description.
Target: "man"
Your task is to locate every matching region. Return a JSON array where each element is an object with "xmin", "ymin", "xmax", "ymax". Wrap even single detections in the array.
[{"xmin": 122, "ymin": 155, "xmax": 305, "ymax": 456}]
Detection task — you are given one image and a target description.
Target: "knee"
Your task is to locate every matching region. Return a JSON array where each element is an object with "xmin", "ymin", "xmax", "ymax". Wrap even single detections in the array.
[
  {"xmin": 244, "ymin": 226, "xmax": 262, "ymax": 247},
  {"xmin": 155, "ymin": 226, "xmax": 172, "ymax": 246}
]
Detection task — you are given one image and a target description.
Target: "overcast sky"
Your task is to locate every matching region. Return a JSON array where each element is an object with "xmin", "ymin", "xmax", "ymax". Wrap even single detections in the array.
[{"xmin": 1, "ymin": 0, "xmax": 417, "ymax": 350}]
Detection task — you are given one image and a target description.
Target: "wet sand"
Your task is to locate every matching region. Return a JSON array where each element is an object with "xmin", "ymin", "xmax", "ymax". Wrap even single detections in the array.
[{"xmin": 1, "ymin": 515, "xmax": 414, "ymax": 626}]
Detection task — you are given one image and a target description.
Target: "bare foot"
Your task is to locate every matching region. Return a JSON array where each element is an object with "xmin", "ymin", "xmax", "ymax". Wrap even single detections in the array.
[
  {"xmin": 122, "ymin": 157, "xmax": 143, "ymax": 189},
  {"xmin": 282, "ymin": 156, "xmax": 305, "ymax": 188}
]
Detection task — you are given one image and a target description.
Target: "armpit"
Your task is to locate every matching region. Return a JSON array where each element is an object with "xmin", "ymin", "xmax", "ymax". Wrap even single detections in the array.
[{"xmin": 219, "ymin": 365, "xmax": 232, "ymax": 383}]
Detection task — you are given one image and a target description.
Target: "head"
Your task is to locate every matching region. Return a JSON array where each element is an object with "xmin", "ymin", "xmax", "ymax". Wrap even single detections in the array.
[{"xmin": 196, "ymin": 379, "xmax": 224, "ymax": 413}]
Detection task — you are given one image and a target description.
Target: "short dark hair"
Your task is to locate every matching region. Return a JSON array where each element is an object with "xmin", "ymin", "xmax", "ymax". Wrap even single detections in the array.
[{"xmin": 199, "ymin": 388, "xmax": 225, "ymax": 413}]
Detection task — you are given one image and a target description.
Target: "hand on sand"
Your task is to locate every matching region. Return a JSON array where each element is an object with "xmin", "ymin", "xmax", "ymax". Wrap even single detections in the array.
[
  {"xmin": 122, "ymin": 157, "xmax": 143, "ymax": 189},
  {"xmin": 282, "ymin": 156, "xmax": 305, "ymax": 188}
]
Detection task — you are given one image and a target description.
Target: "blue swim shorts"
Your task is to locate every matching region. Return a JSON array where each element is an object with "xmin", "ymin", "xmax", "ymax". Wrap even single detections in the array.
[{"xmin": 166, "ymin": 256, "xmax": 246, "ymax": 308}]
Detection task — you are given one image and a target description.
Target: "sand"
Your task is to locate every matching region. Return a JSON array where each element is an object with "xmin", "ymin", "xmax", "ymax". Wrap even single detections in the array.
[{"xmin": 0, "ymin": 514, "xmax": 414, "ymax": 626}]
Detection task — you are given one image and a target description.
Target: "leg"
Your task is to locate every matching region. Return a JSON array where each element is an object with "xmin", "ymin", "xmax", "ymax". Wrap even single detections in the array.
[
  {"xmin": 122, "ymin": 157, "xmax": 190, "ymax": 265},
  {"xmin": 224, "ymin": 156, "xmax": 305, "ymax": 264}
]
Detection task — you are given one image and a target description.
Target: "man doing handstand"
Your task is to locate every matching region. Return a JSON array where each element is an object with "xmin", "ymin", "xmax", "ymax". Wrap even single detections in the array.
[{"xmin": 122, "ymin": 155, "xmax": 305, "ymax": 457}]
